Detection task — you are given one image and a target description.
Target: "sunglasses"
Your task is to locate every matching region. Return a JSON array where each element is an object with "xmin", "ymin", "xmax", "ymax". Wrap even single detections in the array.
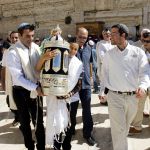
[
  {"xmin": 35, "ymin": 40, "xmax": 40, "ymax": 42},
  {"xmin": 142, "ymin": 39, "xmax": 150, "ymax": 43},
  {"xmin": 143, "ymin": 32, "xmax": 150, "ymax": 38}
]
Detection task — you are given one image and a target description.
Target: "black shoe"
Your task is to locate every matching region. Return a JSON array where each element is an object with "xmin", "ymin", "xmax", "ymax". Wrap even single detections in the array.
[
  {"xmin": 100, "ymin": 101, "xmax": 108, "ymax": 106},
  {"xmin": 12, "ymin": 119, "xmax": 19, "ymax": 126},
  {"xmin": 93, "ymin": 90, "xmax": 99, "ymax": 94},
  {"xmin": 85, "ymin": 136, "xmax": 97, "ymax": 146}
]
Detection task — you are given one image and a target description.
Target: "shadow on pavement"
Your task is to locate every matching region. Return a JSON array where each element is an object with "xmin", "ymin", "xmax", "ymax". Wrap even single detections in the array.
[
  {"xmin": 76, "ymin": 113, "xmax": 109, "ymax": 125},
  {"xmin": 72, "ymin": 126, "xmax": 113, "ymax": 150},
  {"xmin": 0, "ymin": 123, "xmax": 24, "ymax": 144},
  {"xmin": 0, "ymin": 111, "xmax": 14, "ymax": 121}
]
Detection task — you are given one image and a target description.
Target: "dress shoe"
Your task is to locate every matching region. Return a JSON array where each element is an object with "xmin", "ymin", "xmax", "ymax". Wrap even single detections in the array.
[
  {"xmin": 128, "ymin": 127, "xmax": 142, "ymax": 136},
  {"xmin": 85, "ymin": 136, "xmax": 97, "ymax": 146},
  {"xmin": 100, "ymin": 101, "xmax": 108, "ymax": 106},
  {"xmin": 93, "ymin": 90, "xmax": 99, "ymax": 94},
  {"xmin": 12, "ymin": 119, "xmax": 19, "ymax": 126},
  {"xmin": 143, "ymin": 112, "xmax": 150, "ymax": 117}
]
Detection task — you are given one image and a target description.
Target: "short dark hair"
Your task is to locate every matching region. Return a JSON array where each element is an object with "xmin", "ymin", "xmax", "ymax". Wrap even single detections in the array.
[
  {"xmin": 18, "ymin": 24, "xmax": 35, "ymax": 36},
  {"xmin": 102, "ymin": 28, "xmax": 110, "ymax": 33},
  {"xmin": 10, "ymin": 31, "xmax": 18, "ymax": 37},
  {"xmin": 111, "ymin": 24, "xmax": 129, "ymax": 39}
]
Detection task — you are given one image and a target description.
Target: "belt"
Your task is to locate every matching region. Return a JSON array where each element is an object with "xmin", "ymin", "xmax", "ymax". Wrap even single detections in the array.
[
  {"xmin": 112, "ymin": 90, "xmax": 136, "ymax": 96},
  {"xmin": 13, "ymin": 85, "xmax": 25, "ymax": 90}
]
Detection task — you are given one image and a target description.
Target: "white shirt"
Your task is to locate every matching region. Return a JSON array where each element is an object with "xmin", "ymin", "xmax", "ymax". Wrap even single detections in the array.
[
  {"xmin": 2, "ymin": 49, "xmax": 12, "ymax": 95},
  {"xmin": 7, "ymin": 41, "xmax": 40, "ymax": 91},
  {"xmin": 100, "ymin": 43, "xmax": 150, "ymax": 95},
  {"xmin": 70, "ymin": 92, "xmax": 80, "ymax": 103},
  {"xmin": 96, "ymin": 40, "xmax": 114, "ymax": 63}
]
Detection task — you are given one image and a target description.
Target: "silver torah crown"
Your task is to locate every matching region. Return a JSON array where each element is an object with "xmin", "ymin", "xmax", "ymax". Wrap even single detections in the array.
[{"xmin": 44, "ymin": 35, "xmax": 70, "ymax": 49}]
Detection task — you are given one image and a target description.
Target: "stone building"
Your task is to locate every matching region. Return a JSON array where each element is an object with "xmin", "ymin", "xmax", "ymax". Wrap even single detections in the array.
[{"xmin": 0, "ymin": 0, "xmax": 150, "ymax": 40}]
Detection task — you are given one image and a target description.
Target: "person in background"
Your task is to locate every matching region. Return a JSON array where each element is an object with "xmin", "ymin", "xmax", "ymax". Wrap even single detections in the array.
[
  {"xmin": 34, "ymin": 37, "xmax": 41, "ymax": 46},
  {"xmin": 96, "ymin": 28, "xmax": 114, "ymax": 105},
  {"xmin": 69, "ymin": 42, "xmax": 82, "ymax": 135},
  {"xmin": 133, "ymin": 28, "xmax": 149, "ymax": 49},
  {"xmin": 99, "ymin": 24, "xmax": 149, "ymax": 150},
  {"xmin": 129, "ymin": 29, "xmax": 150, "ymax": 135},
  {"xmin": 1, "ymin": 31, "xmax": 20, "ymax": 126},
  {"xmin": 7, "ymin": 23, "xmax": 45, "ymax": 150},
  {"xmin": 76, "ymin": 27, "xmax": 97, "ymax": 146},
  {"xmin": 88, "ymin": 40, "xmax": 99, "ymax": 94}
]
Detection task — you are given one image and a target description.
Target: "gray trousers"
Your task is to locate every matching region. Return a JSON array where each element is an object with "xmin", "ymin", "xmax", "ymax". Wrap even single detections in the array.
[{"xmin": 107, "ymin": 91, "xmax": 138, "ymax": 150}]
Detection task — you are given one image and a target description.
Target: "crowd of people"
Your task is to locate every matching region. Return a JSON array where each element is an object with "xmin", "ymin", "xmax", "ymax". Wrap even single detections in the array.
[{"xmin": 0, "ymin": 22, "xmax": 149, "ymax": 150}]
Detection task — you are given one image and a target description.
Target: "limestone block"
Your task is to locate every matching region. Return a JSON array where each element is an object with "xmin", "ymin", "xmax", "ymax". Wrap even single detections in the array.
[
  {"xmin": 3, "ymin": 8, "xmax": 33, "ymax": 17},
  {"xmin": 95, "ymin": 8, "xmax": 142, "ymax": 18},
  {"xmin": 70, "ymin": 11, "xmax": 84, "ymax": 23},
  {"xmin": 2, "ymin": 1, "xmax": 33, "ymax": 11},
  {"xmin": 96, "ymin": 0, "xmax": 113, "ymax": 10},
  {"xmin": 0, "ymin": 0, "xmax": 30, "ymax": 5},
  {"xmin": 0, "ymin": 15, "xmax": 34, "ymax": 34},
  {"xmin": 113, "ymin": 0, "xmax": 147, "ymax": 9},
  {"xmin": 74, "ymin": 0, "xmax": 95, "ymax": 11},
  {"xmin": 0, "ymin": 5, "xmax": 2, "ymax": 16},
  {"xmin": 34, "ymin": 0, "xmax": 73, "ymax": 11},
  {"xmin": 33, "ymin": 0, "xmax": 73, "ymax": 16},
  {"xmin": 143, "ymin": 6, "xmax": 150, "ymax": 26}
]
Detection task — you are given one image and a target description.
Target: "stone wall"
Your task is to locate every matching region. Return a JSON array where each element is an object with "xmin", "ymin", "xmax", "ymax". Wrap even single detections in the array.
[{"xmin": 0, "ymin": 0, "xmax": 150, "ymax": 39}]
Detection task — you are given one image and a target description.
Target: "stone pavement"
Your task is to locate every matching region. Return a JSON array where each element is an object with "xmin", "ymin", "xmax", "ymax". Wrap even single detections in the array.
[{"xmin": 0, "ymin": 93, "xmax": 150, "ymax": 150}]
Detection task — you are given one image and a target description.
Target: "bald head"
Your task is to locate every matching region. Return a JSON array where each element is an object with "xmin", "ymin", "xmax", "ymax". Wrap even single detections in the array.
[
  {"xmin": 76, "ymin": 27, "xmax": 88, "ymax": 47},
  {"xmin": 77, "ymin": 27, "xmax": 88, "ymax": 35}
]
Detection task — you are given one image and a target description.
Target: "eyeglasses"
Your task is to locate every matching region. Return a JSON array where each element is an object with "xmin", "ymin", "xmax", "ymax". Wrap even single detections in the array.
[
  {"xmin": 111, "ymin": 32, "xmax": 120, "ymax": 36},
  {"xmin": 142, "ymin": 39, "xmax": 150, "ymax": 43}
]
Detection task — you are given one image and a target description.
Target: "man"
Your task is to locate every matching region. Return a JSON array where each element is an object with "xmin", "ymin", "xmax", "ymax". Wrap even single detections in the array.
[
  {"xmin": 88, "ymin": 40, "xmax": 99, "ymax": 94},
  {"xmin": 34, "ymin": 37, "xmax": 41, "ymax": 46},
  {"xmin": 96, "ymin": 28, "xmax": 114, "ymax": 104},
  {"xmin": 76, "ymin": 27, "xmax": 96, "ymax": 146},
  {"xmin": 99, "ymin": 24, "xmax": 149, "ymax": 150},
  {"xmin": 7, "ymin": 23, "xmax": 45, "ymax": 150},
  {"xmin": 1, "ymin": 31, "xmax": 19, "ymax": 126},
  {"xmin": 129, "ymin": 29, "xmax": 150, "ymax": 134},
  {"xmin": 133, "ymin": 28, "xmax": 149, "ymax": 49}
]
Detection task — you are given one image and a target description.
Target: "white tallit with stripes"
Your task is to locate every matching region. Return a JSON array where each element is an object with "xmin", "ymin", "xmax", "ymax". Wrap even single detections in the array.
[{"xmin": 46, "ymin": 55, "xmax": 83, "ymax": 146}]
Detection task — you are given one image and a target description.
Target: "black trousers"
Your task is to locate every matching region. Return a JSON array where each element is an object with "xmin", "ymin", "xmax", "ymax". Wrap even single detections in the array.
[
  {"xmin": 13, "ymin": 87, "xmax": 45, "ymax": 150},
  {"xmin": 79, "ymin": 89, "xmax": 93, "ymax": 138},
  {"xmin": 70, "ymin": 101, "xmax": 79, "ymax": 133},
  {"xmin": 53, "ymin": 103, "xmax": 73, "ymax": 150},
  {"xmin": 53, "ymin": 127, "xmax": 72, "ymax": 150},
  {"xmin": 6, "ymin": 95, "xmax": 19, "ymax": 121}
]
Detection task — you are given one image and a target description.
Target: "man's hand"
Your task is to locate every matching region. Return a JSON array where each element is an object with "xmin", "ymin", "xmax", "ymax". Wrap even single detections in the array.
[
  {"xmin": 98, "ymin": 95, "xmax": 107, "ymax": 102},
  {"xmin": 43, "ymin": 49, "xmax": 57, "ymax": 61},
  {"xmin": 136, "ymin": 88, "xmax": 146, "ymax": 99},
  {"xmin": 36, "ymin": 86, "xmax": 44, "ymax": 96},
  {"xmin": 57, "ymin": 93, "xmax": 72, "ymax": 100}
]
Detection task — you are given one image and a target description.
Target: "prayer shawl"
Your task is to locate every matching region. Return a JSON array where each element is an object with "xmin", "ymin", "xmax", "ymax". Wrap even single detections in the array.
[
  {"xmin": 10, "ymin": 41, "xmax": 41, "ymax": 97},
  {"xmin": 46, "ymin": 55, "xmax": 83, "ymax": 146},
  {"xmin": 3, "ymin": 49, "xmax": 17, "ymax": 110}
]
